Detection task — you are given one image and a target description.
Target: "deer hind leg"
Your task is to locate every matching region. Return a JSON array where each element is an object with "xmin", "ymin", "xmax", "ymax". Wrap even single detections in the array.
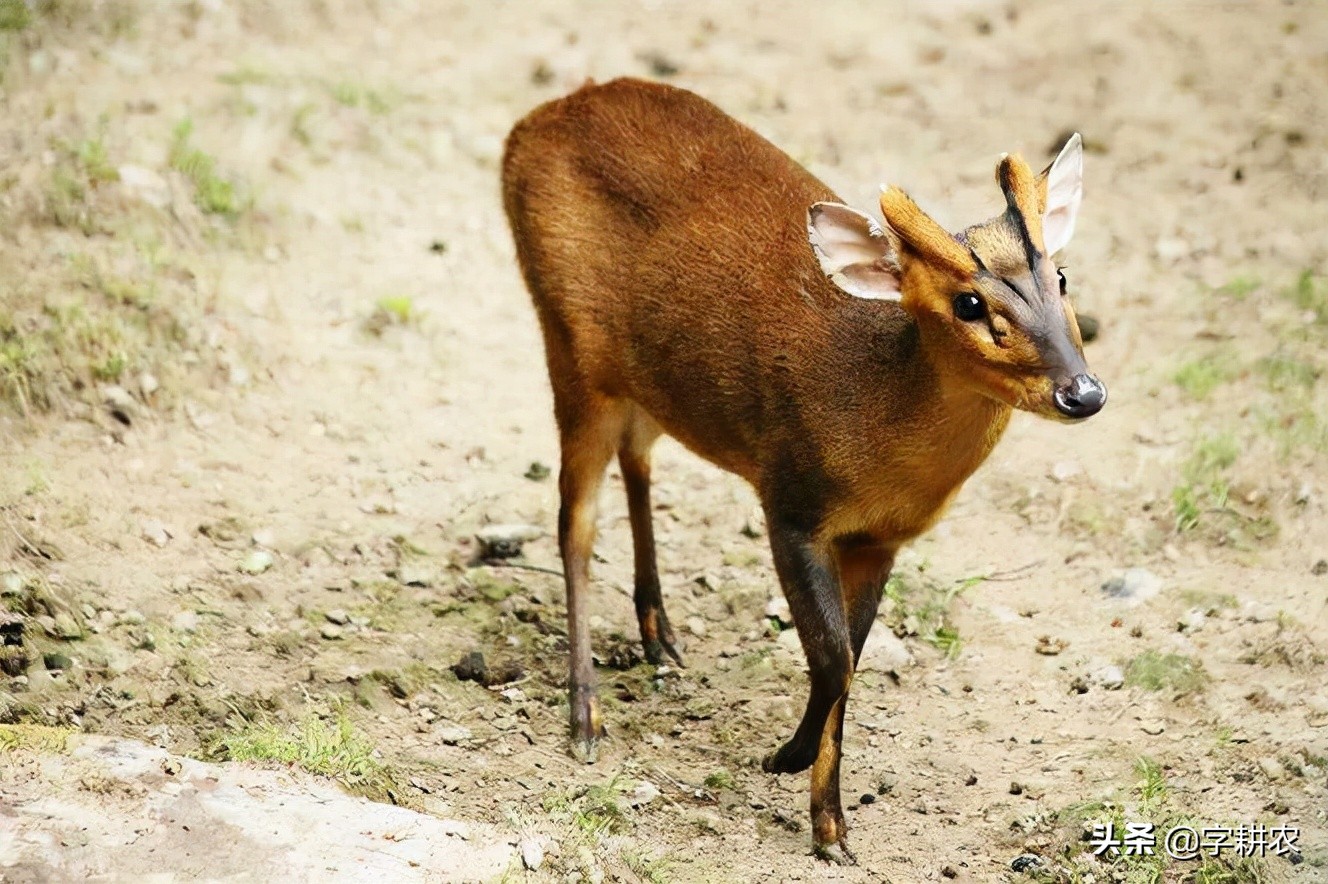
[
  {"xmin": 553, "ymin": 387, "xmax": 626, "ymax": 760},
  {"xmin": 618, "ymin": 408, "xmax": 682, "ymax": 666}
]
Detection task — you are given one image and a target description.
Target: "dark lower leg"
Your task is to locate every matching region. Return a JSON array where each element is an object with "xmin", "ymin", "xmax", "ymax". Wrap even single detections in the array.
[
  {"xmin": 808, "ymin": 539, "xmax": 895, "ymax": 861},
  {"xmin": 760, "ymin": 521, "xmax": 852, "ymax": 779},
  {"xmin": 620, "ymin": 447, "xmax": 681, "ymax": 666}
]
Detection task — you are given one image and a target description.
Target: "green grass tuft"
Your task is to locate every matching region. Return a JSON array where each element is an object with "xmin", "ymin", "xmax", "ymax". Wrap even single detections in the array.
[
  {"xmin": 1285, "ymin": 269, "xmax": 1327, "ymax": 324},
  {"xmin": 0, "ymin": 0, "xmax": 32, "ymax": 31},
  {"xmin": 1173, "ymin": 350, "xmax": 1239, "ymax": 399},
  {"xmin": 1124, "ymin": 651, "xmax": 1208, "ymax": 694},
  {"xmin": 1216, "ymin": 275, "xmax": 1261, "ymax": 299},
  {"xmin": 169, "ymin": 119, "xmax": 241, "ymax": 216},
  {"xmin": 211, "ymin": 712, "xmax": 394, "ymax": 798},
  {"xmin": 544, "ymin": 777, "xmax": 632, "ymax": 837},
  {"xmin": 1171, "ymin": 433, "xmax": 1238, "ymax": 532}
]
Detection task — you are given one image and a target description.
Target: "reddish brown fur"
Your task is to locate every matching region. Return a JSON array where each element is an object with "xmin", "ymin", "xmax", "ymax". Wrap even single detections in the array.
[{"xmin": 501, "ymin": 77, "xmax": 1093, "ymax": 859}]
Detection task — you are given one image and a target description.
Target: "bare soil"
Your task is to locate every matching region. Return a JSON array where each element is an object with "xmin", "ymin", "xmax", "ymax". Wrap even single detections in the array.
[{"xmin": 1, "ymin": 2, "xmax": 1326, "ymax": 882}]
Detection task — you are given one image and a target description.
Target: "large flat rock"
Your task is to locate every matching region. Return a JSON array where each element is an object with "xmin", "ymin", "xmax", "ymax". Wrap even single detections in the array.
[{"xmin": 0, "ymin": 735, "xmax": 515, "ymax": 883}]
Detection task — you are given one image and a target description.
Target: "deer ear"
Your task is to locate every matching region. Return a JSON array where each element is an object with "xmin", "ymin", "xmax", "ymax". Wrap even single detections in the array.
[
  {"xmin": 1040, "ymin": 133, "xmax": 1083, "ymax": 256},
  {"xmin": 807, "ymin": 202, "xmax": 902, "ymax": 301}
]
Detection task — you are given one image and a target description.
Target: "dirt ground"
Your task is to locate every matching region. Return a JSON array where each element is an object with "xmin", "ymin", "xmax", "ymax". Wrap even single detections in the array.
[{"xmin": 1, "ymin": 1, "xmax": 1326, "ymax": 882}]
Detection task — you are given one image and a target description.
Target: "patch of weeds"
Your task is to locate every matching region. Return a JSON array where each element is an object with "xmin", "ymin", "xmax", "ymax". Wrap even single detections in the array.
[
  {"xmin": 264, "ymin": 629, "xmax": 304, "ymax": 658},
  {"xmin": 168, "ymin": 119, "xmax": 242, "ymax": 216},
  {"xmin": 172, "ymin": 654, "xmax": 211, "ymax": 688},
  {"xmin": 1173, "ymin": 349, "xmax": 1239, "ymax": 399},
  {"xmin": 217, "ymin": 65, "xmax": 273, "ymax": 86},
  {"xmin": 1177, "ymin": 588, "xmax": 1237, "ymax": 614},
  {"xmin": 289, "ymin": 102, "xmax": 318, "ymax": 148},
  {"xmin": 1133, "ymin": 756, "xmax": 1167, "ymax": 805},
  {"xmin": 1257, "ymin": 351, "xmax": 1318, "ymax": 392},
  {"xmin": 1284, "ymin": 269, "xmax": 1327, "ymax": 325},
  {"xmin": 367, "ymin": 663, "xmax": 440, "ymax": 699},
  {"xmin": 0, "ymin": 723, "xmax": 73, "ymax": 751},
  {"xmin": 1260, "ymin": 404, "xmax": 1328, "ymax": 460},
  {"xmin": 211, "ymin": 712, "xmax": 395, "ymax": 799},
  {"xmin": 1238, "ymin": 619, "xmax": 1325, "ymax": 669},
  {"xmin": 1216, "ymin": 275, "xmax": 1261, "ymax": 300},
  {"xmin": 362, "ymin": 295, "xmax": 418, "ymax": 336},
  {"xmin": 544, "ymin": 777, "xmax": 631, "ymax": 837},
  {"xmin": 1123, "ymin": 650, "xmax": 1207, "ymax": 694},
  {"xmin": 882, "ymin": 569, "xmax": 979, "ymax": 659},
  {"xmin": 1171, "ymin": 433, "xmax": 1238, "ymax": 532},
  {"xmin": 43, "ymin": 125, "xmax": 120, "ymax": 233},
  {"xmin": 327, "ymin": 80, "xmax": 397, "ymax": 114},
  {"xmin": 464, "ymin": 570, "xmax": 522, "ymax": 603},
  {"xmin": 623, "ymin": 849, "xmax": 674, "ymax": 883},
  {"xmin": 703, "ymin": 769, "xmax": 735, "ymax": 791},
  {"xmin": 0, "ymin": 0, "xmax": 33, "ymax": 30},
  {"xmin": 1031, "ymin": 759, "xmax": 1274, "ymax": 883},
  {"xmin": 722, "ymin": 548, "xmax": 762, "ymax": 568}
]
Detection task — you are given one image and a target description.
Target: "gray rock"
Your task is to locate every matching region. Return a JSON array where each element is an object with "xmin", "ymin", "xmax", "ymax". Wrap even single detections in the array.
[
  {"xmin": 436, "ymin": 725, "xmax": 472, "ymax": 745},
  {"xmin": 1093, "ymin": 665, "xmax": 1125, "ymax": 690},
  {"xmin": 320, "ymin": 624, "xmax": 344, "ymax": 641},
  {"xmin": 1100, "ymin": 568, "xmax": 1162, "ymax": 605},
  {"xmin": 1259, "ymin": 757, "xmax": 1286, "ymax": 781},
  {"xmin": 141, "ymin": 520, "xmax": 172, "ymax": 548},
  {"xmin": 685, "ymin": 616, "xmax": 707, "ymax": 638},
  {"xmin": 474, "ymin": 524, "xmax": 542, "ymax": 559},
  {"xmin": 1, "ymin": 571, "xmax": 24, "ymax": 596},
  {"xmin": 1010, "ymin": 854, "xmax": 1043, "ymax": 872},
  {"xmin": 857, "ymin": 624, "xmax": 914, "ymax": 673},
  {"xmin": 117, "ymin": 164, "xmax": 171, "ymax": 208},
  {"xmin": 238, "ymin": 550, "xmax": 274, "ymax": 575},
  {"xmin": 764, "ymin": 596, "xmax": 792, "ymax": 627},
  {"xmin": 325, "ymin": 609, "xmax": 350, "ymax": 626},
  {"xmin": 172, "ymin": 611, "xmax": 200, "ymax": 633},
  {"xmin": 395, "ymin": 564, "xmax": 436, "ymax": 588},
  {"xmin": 51, "ymin": 612, "xmax": 83, "ymax": 640},
  {"xmin": 627, "ymin": 780, "xmax": 660, "ymax": 808},
  {"xmin": 521, "ymin": 838, "xmax": 544, "ymax": 871}
]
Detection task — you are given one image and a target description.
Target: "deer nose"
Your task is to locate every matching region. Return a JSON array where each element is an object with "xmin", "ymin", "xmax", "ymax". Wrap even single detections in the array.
[{"xmin": 1053, "ymin": 373, "xmax": 1107, "ymax": 419}]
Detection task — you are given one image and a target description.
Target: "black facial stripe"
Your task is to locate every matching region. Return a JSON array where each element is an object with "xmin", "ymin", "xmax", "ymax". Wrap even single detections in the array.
[
  {"xmin": 1004, "ymin": 206, "xmax": 1044, "ymax": 294},
  {"xmin": 968, "ymin": 247, "xmax": 989, "ymax": 274},
  {"xmin": 999, "ymin": 275, "xmax": 1031, "ymax": 306}
]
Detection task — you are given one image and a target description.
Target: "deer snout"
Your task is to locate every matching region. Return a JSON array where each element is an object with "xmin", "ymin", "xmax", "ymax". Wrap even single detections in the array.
[{"xmin": 1053, "ymin": 373, "xmax": 1107, "ymax": 419}]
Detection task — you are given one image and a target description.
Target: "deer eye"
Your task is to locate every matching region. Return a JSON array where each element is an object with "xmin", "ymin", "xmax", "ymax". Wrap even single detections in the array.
[
  {"xmin": 1057, "ymin": 268, "xmax": 1068, "ymax": 295},
  {"xmin": 952, "ymin": 292, "xmax": 985, "ymax": 322}
]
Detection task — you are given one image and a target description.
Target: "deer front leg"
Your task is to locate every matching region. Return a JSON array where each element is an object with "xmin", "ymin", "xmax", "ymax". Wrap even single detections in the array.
[{"xmin": 760, "ymin": 519, "xmax": 857, "ymax": 861}]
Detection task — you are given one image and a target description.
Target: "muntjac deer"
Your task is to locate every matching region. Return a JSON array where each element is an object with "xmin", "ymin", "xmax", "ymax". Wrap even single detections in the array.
[{"xmin": 501, "ymin": 78, "xmax": 1105, "ymax": 862}]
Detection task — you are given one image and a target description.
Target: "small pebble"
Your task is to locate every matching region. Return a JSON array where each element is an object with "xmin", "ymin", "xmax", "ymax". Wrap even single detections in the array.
[
  {"xmin": 1010, "ymin": 854, "xmax": 1043, "ymax": 872},
  {"xmin": 437, "ymin": 725, "xmax": 472, "ymax": 745},
  {"xmin": 325, "ymin": 609, "xmax": 350, "ymax": 626},
  {"xmin": 238, "ymin": 550, "xmax": 274, "ymax": 575},
  {"xmin": 520, "ymin": 838, "xmax": 544, "ymax": 871},
  {"xmin": 1259, "ymin": 757, "xmax": 1286, "ymax": 781},
  {"xmin": 1101, "ymin": 568, "xmax": 1162, "ymax": 604},
  {"xmin": 43, "ymin": 652, "xmax": 72, "ymax": 671},
  {"xmin": 859, "ymin": 793, "xmax": 875, "ymax": 805},
  {"xmin": 320, "ymin": 624, "xmax": 344, "ymax": 641}
]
